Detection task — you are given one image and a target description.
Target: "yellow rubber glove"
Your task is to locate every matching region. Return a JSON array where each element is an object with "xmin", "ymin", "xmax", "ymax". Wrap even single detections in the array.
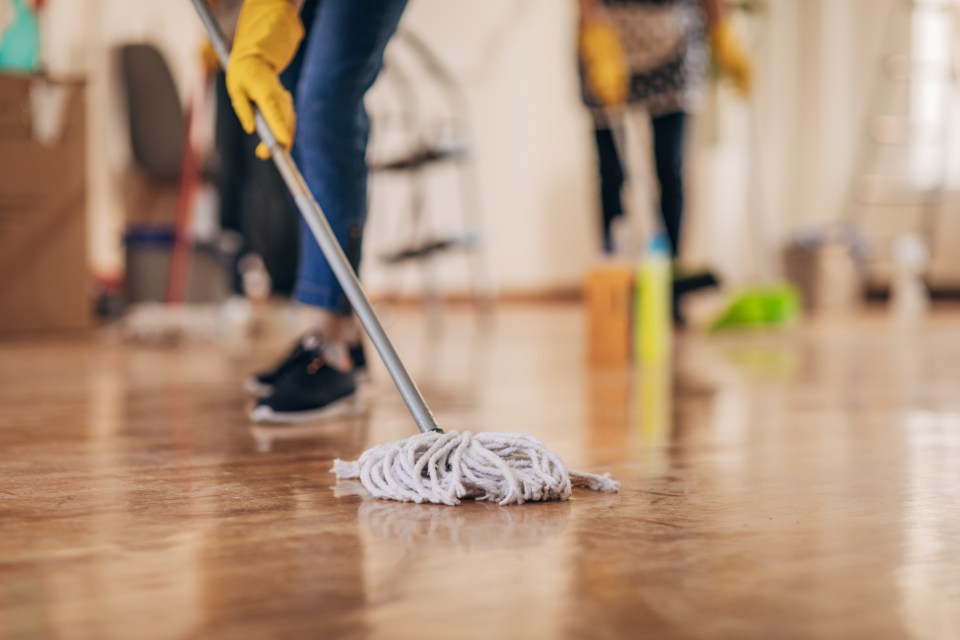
[
  {"xmin": 579, "ymin": 20, "xmax": 629, "ymax": 107},
  {"xmin": 709, "ymin": 21, "xmax": 753, "ymax": 97},
  {"xmin": 227, "ymin": 0, "xmax": 304, "ymax": 159}
]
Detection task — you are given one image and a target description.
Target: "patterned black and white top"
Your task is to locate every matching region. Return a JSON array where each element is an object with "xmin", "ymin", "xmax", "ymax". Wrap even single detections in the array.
[{"xmin": 585, "ymin": 0, "xmax": 709, "ymax": 117}]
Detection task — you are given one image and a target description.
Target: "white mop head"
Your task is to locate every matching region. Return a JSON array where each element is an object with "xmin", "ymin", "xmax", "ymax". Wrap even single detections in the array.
[{"xmin": 332, "ymin": 430, "xmax": 619, "ymax": 506}]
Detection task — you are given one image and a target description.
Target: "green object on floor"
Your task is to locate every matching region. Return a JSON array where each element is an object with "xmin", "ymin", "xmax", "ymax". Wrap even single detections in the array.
[{"xmin": 710, "ymin": 284, "xmax": 801, "ymax": 332}]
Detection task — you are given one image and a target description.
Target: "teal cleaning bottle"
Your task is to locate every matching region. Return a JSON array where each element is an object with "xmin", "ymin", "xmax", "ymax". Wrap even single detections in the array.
[
  {"xmin": 0, "ymin": 0, "xmax": 40, "ymax": 73},
  {"xmin": 635, "ymin": 233, "xmax": 672, "ymax": 364}
]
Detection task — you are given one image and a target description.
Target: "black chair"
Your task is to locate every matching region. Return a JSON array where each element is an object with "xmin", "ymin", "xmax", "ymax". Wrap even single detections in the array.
[{"xmin": 117, "ymin": 43, "xmax": 187, "ymax": 184}]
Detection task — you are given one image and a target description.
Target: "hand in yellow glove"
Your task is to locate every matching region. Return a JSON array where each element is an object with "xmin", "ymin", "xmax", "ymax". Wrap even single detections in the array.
[
  {"xmin": 227, "ymin": 0, "xmax": 304, "ymax": 159},
  {"xmin": 579, "ymin": 20, "xmax": 629, "ymax": 107},
  {"xmin": 709, "ymin": 21, "xmax": 753, "ymax": 97}
]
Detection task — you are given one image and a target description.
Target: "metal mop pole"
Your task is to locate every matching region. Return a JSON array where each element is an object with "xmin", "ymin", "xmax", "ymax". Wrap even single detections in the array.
[{"xmin": 191, "ymin": 0, "xmax": 440, "ymax": 434}]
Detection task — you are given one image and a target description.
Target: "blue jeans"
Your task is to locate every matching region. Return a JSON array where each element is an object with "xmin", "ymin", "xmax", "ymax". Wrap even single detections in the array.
[{"xmin": 280, "ymin": 0, "xmax": 408, "ymax": 313}]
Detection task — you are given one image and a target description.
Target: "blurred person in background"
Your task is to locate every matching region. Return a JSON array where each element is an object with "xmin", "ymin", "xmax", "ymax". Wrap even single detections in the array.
[
  {"xmin": 217, "ymin": 0, "xmax": 408, "ymax": 423},
  {"xmin": 203, "ymin": 0, "xmax": 301, "ymax": 298},
  {"xmin": 578, "ymin": 0, "xmax": 752, "ymax": 325}
]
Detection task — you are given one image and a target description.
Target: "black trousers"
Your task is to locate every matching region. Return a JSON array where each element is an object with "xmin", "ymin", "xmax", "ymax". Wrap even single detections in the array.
[
  {"xmin": 215, "ymin": 73, "xmax": 301, "ymax": 295},
  {"xmin": 595, "ymin": 111, "xmax": 686, "ymax": 258}
]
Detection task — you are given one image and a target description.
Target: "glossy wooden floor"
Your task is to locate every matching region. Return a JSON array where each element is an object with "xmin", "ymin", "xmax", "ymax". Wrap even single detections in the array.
[{"xmin": 1, "ymin": 303, "xmax": 959, "ymax": 639}]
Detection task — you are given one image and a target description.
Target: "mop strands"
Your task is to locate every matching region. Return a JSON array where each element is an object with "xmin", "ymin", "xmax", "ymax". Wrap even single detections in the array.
[{"xmin": 332, "ymin": 430, "xmax": 619, "ymax": 506}]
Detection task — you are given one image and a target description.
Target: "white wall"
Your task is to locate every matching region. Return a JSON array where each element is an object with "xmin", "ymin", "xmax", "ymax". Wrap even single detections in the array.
[{"xmin": 363, "ymin": 0, "xmax": 597, "ymax": 296}]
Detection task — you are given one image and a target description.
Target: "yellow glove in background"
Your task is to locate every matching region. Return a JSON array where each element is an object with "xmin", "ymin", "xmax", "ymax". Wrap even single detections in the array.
[
  {"xmin": 199, "ymin": 1, "xmax": 224, "ymax": 74},
  {"xmin": 709, "ymin": 21, "xmax": 753, "ymax": 97},
  {"xmin": 199, "ymin": 39, "xmax": 220, "ymax": 75},
  {"xmin": 579, "ymin": 20, "xmax": 629, "ymax": 107},
  {"xmin": 227, "ymin": 0, "xmax": 304, "ymax": 160}
]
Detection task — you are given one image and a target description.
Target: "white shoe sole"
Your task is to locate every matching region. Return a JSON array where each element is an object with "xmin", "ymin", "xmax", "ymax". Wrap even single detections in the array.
[
  {"xmin": 246, "ymin": 369, "xmax": 367, "ymax": 398},
  {"xmin": 249, "ymin": 394, "xmax": 365, "ymax": 424}
]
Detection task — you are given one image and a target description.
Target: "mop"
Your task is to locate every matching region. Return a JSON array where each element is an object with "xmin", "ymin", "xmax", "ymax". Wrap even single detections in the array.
[{"xmin": 191, "ymin": 0, "xmax": 618, "ymax": 506}]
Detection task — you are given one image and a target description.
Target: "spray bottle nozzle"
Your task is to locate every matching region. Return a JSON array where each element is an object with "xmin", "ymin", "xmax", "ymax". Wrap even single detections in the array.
[{"xmin": 647, "ymin": 233, "xmax": 671, "ymax": 255}]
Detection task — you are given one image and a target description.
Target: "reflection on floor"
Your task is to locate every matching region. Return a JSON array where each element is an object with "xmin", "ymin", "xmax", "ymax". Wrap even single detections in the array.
[{"xmin": 1, "ymin": 303, "xmax": 959, "ymax": 639}]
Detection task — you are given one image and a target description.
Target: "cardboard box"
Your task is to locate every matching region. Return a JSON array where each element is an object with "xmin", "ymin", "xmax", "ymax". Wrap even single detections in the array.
[{"xmin": 0, "ymin": 73, "xmax": 90, "ymax": 333}]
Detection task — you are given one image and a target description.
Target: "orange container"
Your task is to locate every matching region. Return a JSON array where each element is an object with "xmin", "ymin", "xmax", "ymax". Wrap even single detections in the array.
[{"xmin": 584, "ymin": 263, "xmax": 634, "ymax": 367}]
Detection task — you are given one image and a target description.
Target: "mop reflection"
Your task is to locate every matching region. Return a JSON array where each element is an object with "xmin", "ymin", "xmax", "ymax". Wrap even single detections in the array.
[
  {"xmin": 336, "ymin": 487, "xmax": 572, "ymax": 551},
  {"xmin": 346, "ymin": 465, "xmax": 574, "ymax": 637}
]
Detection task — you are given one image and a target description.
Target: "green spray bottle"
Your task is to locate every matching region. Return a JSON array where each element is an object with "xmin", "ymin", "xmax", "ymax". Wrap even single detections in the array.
[{"xmin": 635, "ymin": 232, "xmax": 672, "ymax": 364}]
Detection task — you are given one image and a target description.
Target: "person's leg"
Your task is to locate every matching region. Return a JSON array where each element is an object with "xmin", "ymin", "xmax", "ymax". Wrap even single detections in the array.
[
  {"xmin": 243, "ymin": 152, "xmax": 301, "ymax": 296},
  {"xmin": 594, "ymin": 126, "xmax": 625, "ymax": 254},
  {"xmin": 249, "ymin": 0, "xmax": 408, "ymax": 422},
  {"xmin": 651, "ymin": 111, "xmax": 686, "ymax": 259},
  {"xmin": 215, "ymin": 71, "xmax": 251, "ymax": 294},
  {"xmin": 293, "ymin": 0, "xmax": 408, "ymax": 321},
  {"xmin": 651, "ymin": 111, "xmax": 687, "ymax": 326}
]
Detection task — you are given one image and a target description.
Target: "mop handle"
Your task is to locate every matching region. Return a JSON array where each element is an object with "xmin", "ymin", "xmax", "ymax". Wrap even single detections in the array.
[{"xmin": 191, "ymin": 0, "xmax": 440, "ymax": 435}]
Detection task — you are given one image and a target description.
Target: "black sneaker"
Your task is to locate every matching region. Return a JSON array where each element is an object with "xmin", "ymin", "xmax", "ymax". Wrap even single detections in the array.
[
  {"xmin": 246, "ymin": 337, "xmax": 369, "ymax": 397},
  {"xmin": 249, "ymin": 347, "xmax": 362, "ymax": 424},
  {"xmin": 245, "ymin": 336, "xmax": 320, "ymax": 398}
]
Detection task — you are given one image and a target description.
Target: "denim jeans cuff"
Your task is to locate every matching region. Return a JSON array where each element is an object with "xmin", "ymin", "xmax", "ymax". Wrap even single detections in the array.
[{"xmin": 294, "ymin": 282, "xmax": 351, "ymax": 314}]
